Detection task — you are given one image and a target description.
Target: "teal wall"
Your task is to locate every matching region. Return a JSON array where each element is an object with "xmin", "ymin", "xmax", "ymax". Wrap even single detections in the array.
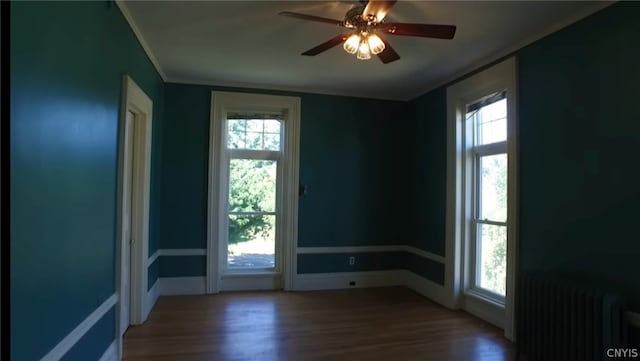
[
  {"xmin": 160, "ymin": 84, "xmax": 210, "ymax": 250},
  {"xmin": 409, "ymin": 88, "xmax": 447, "ymax": 257},
  {"xmin": 517, "ymin": 2, "xmax": 640, "ymax": 303},
  {"xmin": 298, "ymin": 252, "xmax": 405, "ymax": 274},
  {"xmin": 410, "ymin": 2, "xmax": 640, "ymax": 303},
  {"xmin": 11, "ymin": 2, "xmax": 640, "ymax": 360},
  {"xmin": 298, "ymin": 252, "xmax": 444, "ymax": 285},
  {"xmin": 158, "ymin": 83, "xmax": 410, "ymax": 276},
  {"xmin": 10, "ymin": 2, "xmax": 164, "ymax": 360},
  {"xmin": 159, "ymin": 256, "xmax": 206, "ymax": 278}
]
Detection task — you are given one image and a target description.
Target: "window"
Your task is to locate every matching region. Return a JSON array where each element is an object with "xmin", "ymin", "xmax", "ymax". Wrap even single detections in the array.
[
  {"xmin": 446, "ymin": 57, "xmax": 517, "ymax": 339},
  {"xmin": 467, "ymin": 95, "xmax": 507, "ymax": 298}
]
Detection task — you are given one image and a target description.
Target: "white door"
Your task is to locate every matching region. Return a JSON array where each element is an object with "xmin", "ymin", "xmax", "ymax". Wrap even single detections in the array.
[{"xmin": 120, "ymin": 110, "xmax": 135, "ymax": 335}]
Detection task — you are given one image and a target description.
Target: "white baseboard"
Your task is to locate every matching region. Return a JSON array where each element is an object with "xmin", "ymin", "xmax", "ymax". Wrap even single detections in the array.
[
  {"xmin": 461, "ymin": 293, "xmax": 505, "ymax": 329},
  {"xmin": 294, "ymin": 270, "xmax": 405, "ymax": 291},
  {"xmin": 159, "ymin": 276, "xmax": 206, "ymax": 295},
  {"xmin": 403, "ymin": 270, "xmax": 451, "ymax": 308},
  {"xmin": 151, "ymin": 271, "xmax": 449, "ymax": 312},
  {"xmin": 144, "ymin": 279, "xmax": 160, "ymax": 319},
  {"xmin": 39, "ymin": 294, "xmax": 117, "ymax": 361},
  {"xmin": 98, "ymin": 341, "xmax": 117, "ymax": 361}
]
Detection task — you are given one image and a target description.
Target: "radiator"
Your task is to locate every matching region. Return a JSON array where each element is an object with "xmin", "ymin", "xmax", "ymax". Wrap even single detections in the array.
[{"xmin": 517, "ymin": 272, "xmax": 623, "ymax": 361}]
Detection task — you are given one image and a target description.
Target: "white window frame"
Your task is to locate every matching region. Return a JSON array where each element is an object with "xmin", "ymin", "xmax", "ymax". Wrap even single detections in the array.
[
  {"xmin": 445, "ymin": 57, "xmax": 518, "ymax": 340},
  {"xmin": 207, "ymin": 92, "xmax": 300, "ymax": 293}
]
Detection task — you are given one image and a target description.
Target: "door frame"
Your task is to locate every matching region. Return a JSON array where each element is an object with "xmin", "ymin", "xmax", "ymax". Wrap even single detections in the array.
[
  {"xmin": 115, "ymin": 75, "xmax": 153, "ymax": 358},
  {"xmin": 207, "ymin": 91, "xmax": 300, "ymax": 293}
]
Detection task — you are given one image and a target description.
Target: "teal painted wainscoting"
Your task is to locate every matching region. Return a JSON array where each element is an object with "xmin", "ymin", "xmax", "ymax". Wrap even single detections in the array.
[
  {"xmin": 59, "ymin": 308, "xmax": 116, "ymax": 361},
  {"xmin": 296, "ymin": 249, "xmax": 445, "ymax": 286},
  {"xmin": 405, "ymin": 253, "xmax": 445, "ymax": 286},
  {"xmin": 148, "ymin": 257, "xmax": 160, "ymax": 291},
  {"xmin": 297, "ymin": 252, "xmax": 406, "ymax": 274},
  {"xmin": 159, "ymin": 256, "xmax": 207, "ymax": 278}
]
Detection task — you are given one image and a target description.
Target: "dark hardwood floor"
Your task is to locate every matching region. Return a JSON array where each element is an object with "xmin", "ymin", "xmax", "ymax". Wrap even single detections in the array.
[{"xmin": 123, "ymin": 286, "xmax": 514, "ymax": 361}]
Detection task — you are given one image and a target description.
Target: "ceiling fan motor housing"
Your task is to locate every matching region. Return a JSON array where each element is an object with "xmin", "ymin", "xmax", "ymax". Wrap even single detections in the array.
[{"xmin": 344, "ymin": 5, "xmax": 370, "ymax": 29}]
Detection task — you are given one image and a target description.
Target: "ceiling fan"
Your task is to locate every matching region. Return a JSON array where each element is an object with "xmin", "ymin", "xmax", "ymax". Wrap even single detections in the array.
[{"xmin": 279, "ymin": 0, "xmax": 456, "ymax": 64}]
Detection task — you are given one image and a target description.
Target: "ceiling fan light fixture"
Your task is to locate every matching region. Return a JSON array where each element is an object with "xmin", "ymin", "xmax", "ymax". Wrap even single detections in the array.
[
  {"xmin": 367, "ymin": 34, "xmax": 385, "ymax": 55},
  {"xmin": 356, "ymin": 39, "xmax": 372, "ymax": 60},
  {"xmin": 343, "ymin": 34, "xmax": 361, "ymax": 54}
]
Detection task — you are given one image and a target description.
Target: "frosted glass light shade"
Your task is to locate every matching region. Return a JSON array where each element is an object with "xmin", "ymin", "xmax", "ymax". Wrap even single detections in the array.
[
  {"xmin": 367, "ymin": 34, "xmax": 385, "ymax": 54},
  {"xmin": 343, "ymin": 34, "xmax": 361, "ymax": 54},
  {"xmin": 357, "ymin": 40, "xmax": 371, "ymax": 60}
]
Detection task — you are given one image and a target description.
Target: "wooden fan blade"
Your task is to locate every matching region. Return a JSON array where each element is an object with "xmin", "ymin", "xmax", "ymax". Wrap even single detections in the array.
[
  {"xmin": 380, "ymin": 23, "xmax": 456, "ymax": 39},
  {"xmin": 279, "ymin": 11, "xmax": 344, "ymax": 26},
  {"xmin": 362, "ymin": 0, "xmax": 397, "ymax": 22},
  {"xmin": 301, "ymin": 33, "xmax": 351, "ymax": 56},
  {"xmin": 377, "ymin": 39, "xmax": 400, "ymax": 64}
]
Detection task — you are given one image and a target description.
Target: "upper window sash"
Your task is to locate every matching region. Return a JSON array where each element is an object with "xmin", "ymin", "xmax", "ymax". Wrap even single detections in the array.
[
  {"xmin": 472, "ymin": 141, "xmax": 506, "ymax": 156},
  {"xmin": 228, "ymin": 149, "xmax": 281, "ymax": 160}
]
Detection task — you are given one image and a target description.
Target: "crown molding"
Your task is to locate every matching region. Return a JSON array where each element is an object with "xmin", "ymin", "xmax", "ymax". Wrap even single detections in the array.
[
  {"xmin": 408, "ymin": 1, "xmax": 615, "ymax": 101},
  {"xmin": 165, "ymin": 76, "xmax": 406, "ymax": 101},
  {"xmin": 115, "ymin": 0, "xmax": 167, "ymax": 81}
]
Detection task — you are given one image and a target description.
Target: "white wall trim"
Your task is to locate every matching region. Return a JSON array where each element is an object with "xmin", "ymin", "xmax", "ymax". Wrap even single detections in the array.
[
  {"xmin": 461, "ymin": 293, "xmax": 505, "ymax": 329},
  {"xmin": 404, "ymin": 271, "xmax": 450, "ymax": 308},
  {"xmin": 403, "ymin": 246, "xmax": 446, "ymax": 264},
  {"xmin": 144, "ymin": 279, "xmax": 160, "ymax": 321},
  {"xmin": 98, "ymin": 341, "xmax": 117, "ymax": 361},
  {"xmin": 292, "ymin": 270, "xmax": 450, "ymax": 309},
  {"xmin": 146, "ymin": 249, "xmax": 160, "ymax": 268},
  {"xmin": 297, "ymin": 245, "xmax": 446, "ymax": 264},
  {"xmin": 39, "ymin": 294, "xmax": 117, "ymax": 361},
  {"xmin": 115, "ymin": 0, "xmax": 167, "ymax": 81},
  {"xmin": 159, "ymin": 248, "xmax": 206, "ymax": 256},
  {"xmin": 408, "ymin": 1, "xmax": 613, "ymax": 100},
  {"xmin": 297, "ymin": 246, "xmax": 401, "ymax": 254},
  {"xmin": 159, "ymin": 277, "xmax": 207, "ymax": 296},
  {"xmin": 147, "ymin": 249, "xmax": 208, "ymax": 268}
]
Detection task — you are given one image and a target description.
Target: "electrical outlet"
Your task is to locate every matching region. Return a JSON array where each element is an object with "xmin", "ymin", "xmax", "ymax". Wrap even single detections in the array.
[{"xmin": 349, "ymin": 256, "xmax": 355, "ymax": 265}]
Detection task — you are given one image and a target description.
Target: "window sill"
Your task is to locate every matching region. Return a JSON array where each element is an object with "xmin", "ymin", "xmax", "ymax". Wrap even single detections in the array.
[
  {"xmin": 222, "ymin": 270, "xmax": 280, "ymax": 278},
  {"xmin": 464, "ymin": 288, "xmax": 506, "ymax": 309}
]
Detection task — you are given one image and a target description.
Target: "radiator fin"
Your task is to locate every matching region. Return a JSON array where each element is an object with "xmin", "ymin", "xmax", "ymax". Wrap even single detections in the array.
[{"xmin": 517, "ymin": 272, "xmax": 622, "ymax": 361}]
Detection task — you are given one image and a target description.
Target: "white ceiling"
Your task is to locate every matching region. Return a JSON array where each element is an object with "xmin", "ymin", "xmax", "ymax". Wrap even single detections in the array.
[{"xmin": 120, "ymin": 1, "xmax": 612, "ymax": 101}]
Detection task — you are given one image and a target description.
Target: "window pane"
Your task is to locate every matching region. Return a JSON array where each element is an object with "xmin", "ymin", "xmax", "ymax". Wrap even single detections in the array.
[
  {"xmin": 227, "ymin": 118, "xmax": 281, "ymax": 150},
  {"xmin": 227, "ymin": 119, "xmax": 247, "ymax": 149},
  {"xmin": 229, "ymin": 159, "xmax": 276, "ymax": 213},
  {"xmin": 479, "ymin": 154, "xmax": 507, "ymax": 222},
  {"xmin": 475, "ymin": 98, "xmax": 506, "ymax": 145},
  {"xmin": 228, "ymin": 214, "xmax": 275, "ymax": 269},
  {"xmin": 477, "ymin": 223, "xmax": 506, "ymax": 296}
]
